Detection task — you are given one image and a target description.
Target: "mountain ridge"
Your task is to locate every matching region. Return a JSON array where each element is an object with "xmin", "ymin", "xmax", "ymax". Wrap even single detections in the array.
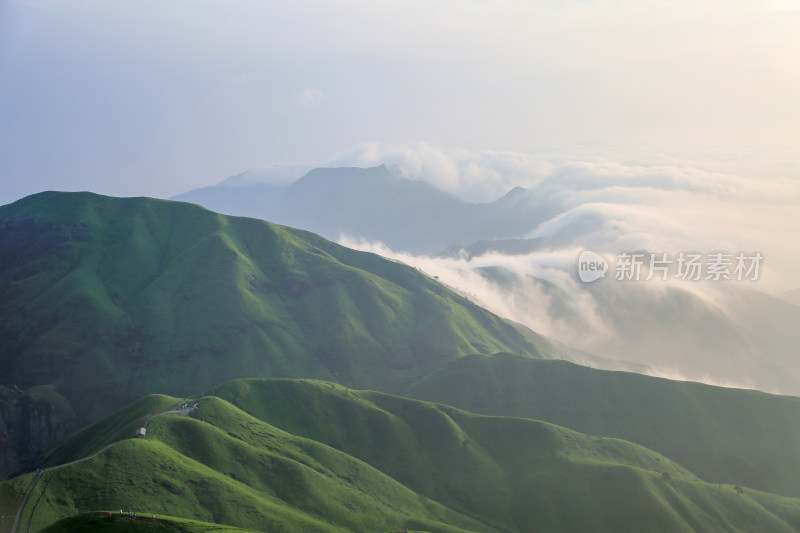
[
  {"xmin": 0, "ymin": 191, "xmax": 539, "ymax": 478},
  {"xmin": 7, "ymin": 378, "xmax": 800, "ymax": 533}
]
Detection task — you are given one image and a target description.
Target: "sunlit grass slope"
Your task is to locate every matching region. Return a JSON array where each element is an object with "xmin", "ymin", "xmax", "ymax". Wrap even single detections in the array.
[
  {"xmin": 0, "ymin": 191, "xmax": 538, "ymax": 428},
  {"xmin": 37, "ymin": 394, "xmax": 180, "ymax": 468},
  {"xmin": 10, "ymin": 378, "xmax": 800, "ymax": 532},
  {"xmin": 11, "ymin": 401, "xmax": 490, "ymax": 532}
]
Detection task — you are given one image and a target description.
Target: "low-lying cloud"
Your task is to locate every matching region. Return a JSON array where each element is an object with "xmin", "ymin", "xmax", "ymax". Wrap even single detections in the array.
[{"xmin": 331, "ymin": 142, "xmax": 800, "ymax": 393}]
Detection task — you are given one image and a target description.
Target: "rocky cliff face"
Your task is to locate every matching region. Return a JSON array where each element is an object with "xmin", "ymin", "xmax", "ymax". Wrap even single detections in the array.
[{"xmin": 0, "ymin": 385, "xmax": 76, "ymax": 479}]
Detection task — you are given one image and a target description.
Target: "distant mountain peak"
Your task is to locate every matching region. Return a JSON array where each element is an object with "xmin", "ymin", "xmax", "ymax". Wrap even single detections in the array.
[
  {"xmin": 298, "ymin": 164, "xmax": 394, "ymax": 182},
  {"xmin": 216, "ymin": 163, "xmax": 314, "ymax": 188},
  {"xmin": 496, "ymin": 185, "xmax": 531, "ymax": 203}
]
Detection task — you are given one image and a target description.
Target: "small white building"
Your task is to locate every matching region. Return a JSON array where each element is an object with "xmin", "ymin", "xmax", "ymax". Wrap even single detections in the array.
[{"xmin": 136, "ymin": 427, "xmax": 146, "ymax": 439}]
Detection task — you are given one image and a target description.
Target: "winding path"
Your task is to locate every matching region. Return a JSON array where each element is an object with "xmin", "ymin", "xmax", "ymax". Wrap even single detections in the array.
[{"xmin": 9, "ymin": 401, "xmax": 199, "ymax": 533}]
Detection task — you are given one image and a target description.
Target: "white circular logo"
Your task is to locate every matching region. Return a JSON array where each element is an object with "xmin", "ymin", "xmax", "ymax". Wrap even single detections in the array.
[{"xmin": 577, "ymin": 250, "xmax": 608, "ymax": 283}]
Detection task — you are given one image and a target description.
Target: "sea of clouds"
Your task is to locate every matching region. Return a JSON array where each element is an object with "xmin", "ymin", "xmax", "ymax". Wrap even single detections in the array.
[{"xmin": 326, "ymin": 142, "xmax": 800, "ymax": 391}]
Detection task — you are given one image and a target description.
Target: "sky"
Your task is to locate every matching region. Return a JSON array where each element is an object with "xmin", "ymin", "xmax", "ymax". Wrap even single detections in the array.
[{"xmin": 1, "ymin": 0, "xmax": 799, "ymax": 206}]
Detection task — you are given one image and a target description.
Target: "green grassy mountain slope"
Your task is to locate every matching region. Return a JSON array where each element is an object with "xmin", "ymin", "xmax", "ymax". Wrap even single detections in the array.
[
  {"xmin": 405, "ymin": 353, "xmax": 800, "ymax": 498},
  {"xmin": 208, "ymin": 379, "xmax": 800, "ymax": 532},
  {"xmin": 7, "ymin": 379, "xmax": 800, "ymax": 533},
  {"xmin": 3, "ymin": 389, "xmax": 493, "ymax": 533},
  {"xmin": 0, "ymin": 191, "xmax": 538, "ymax": 475}
]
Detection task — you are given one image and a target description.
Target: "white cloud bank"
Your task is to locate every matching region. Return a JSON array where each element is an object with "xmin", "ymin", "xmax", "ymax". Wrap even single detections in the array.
[{"xmin": 327, "ymin": 142, "xmax": 800, "ymax": 392}]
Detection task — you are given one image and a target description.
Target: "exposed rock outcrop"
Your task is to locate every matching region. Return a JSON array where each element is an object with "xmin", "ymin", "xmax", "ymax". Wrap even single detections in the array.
[{"xmin": 0, "ymin": 385, "xmax": 77, "ymax": 479}]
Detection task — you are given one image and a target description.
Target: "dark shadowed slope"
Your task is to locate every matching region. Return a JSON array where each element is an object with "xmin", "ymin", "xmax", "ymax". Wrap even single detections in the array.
[{"xmin": 406, "ymin": 353, "xmax": 800, "ymax": 498}]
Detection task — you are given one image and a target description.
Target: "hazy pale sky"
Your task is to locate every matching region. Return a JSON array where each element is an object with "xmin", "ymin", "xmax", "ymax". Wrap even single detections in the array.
[{"xmin": 1, "ymin": 0, "xmax": 798, "ymax": 205}]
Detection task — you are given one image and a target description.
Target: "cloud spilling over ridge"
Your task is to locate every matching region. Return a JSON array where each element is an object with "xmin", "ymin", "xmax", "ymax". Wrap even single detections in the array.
[
  {"xmin": 329, "ymin": 143, "xmax": 800, "ymax": 392},
  {"xmin": 340, "ymin": 237, "xmax": 610, "ymax": 347},
  {"xmin": 316, "ymin": 143, "xmax": 799, "ymax": 289},
  {"xmin": 340, "ymin": 235, "xmax": 798, "ymax": 392}
]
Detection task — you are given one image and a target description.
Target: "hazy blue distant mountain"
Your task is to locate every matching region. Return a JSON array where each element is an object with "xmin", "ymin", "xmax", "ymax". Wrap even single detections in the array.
[
  {"xmin": 172, "ymin": 180, "xmax": 284, "ymax": 220},
  {"xmin": 278, "ymin": 166, "xmax": 470, "ymax": 252},
  {"xmin": 173, "ymin": 166, "xmax": 553, "ymax": 253}
]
